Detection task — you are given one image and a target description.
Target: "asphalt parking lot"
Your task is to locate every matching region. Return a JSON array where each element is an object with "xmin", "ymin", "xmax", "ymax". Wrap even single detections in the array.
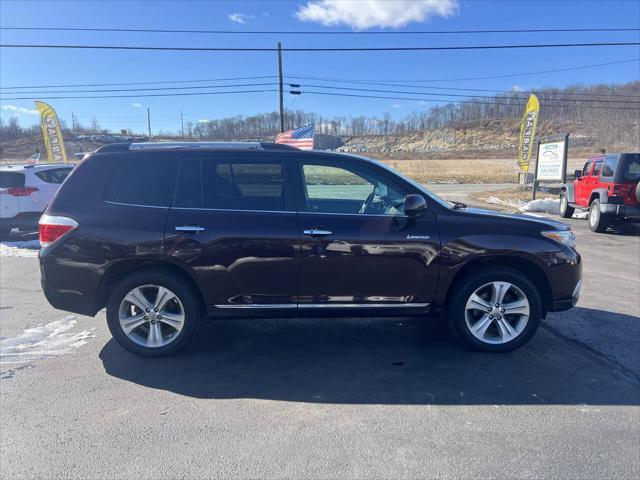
[{"xmin": 1, "ymin": 211, "xmax": 639, "ymax": 479}]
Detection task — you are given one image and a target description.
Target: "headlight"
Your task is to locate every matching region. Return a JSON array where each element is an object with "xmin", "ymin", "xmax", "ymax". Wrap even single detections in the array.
[{"xmin": 541, "ymin": 229, "xmax": 576, "ymax": 248}]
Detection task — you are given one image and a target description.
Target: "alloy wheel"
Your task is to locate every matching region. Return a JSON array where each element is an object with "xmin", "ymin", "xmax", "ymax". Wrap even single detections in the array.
[
  {"xmin": 118, "ymin": 284, "xmax": 185, "ymax": 348},
  {"xmin": 464, "ymin": 281, "xmax": 530, "ymax": 344}
]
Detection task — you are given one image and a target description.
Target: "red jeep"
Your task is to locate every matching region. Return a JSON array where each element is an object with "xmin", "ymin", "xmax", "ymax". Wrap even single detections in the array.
[{"xmin": 560, "ymin": 153, "xmax": 640, "ymax": 232}]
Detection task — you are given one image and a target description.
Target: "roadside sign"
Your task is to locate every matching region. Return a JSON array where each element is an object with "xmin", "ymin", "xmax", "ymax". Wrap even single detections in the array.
[
  {"xmin": 536, "ymin": 140, "xmax": 566, "ymax": 181},
  {"xmin": 531, "ymin": 133, "xmax": 570, "ymax": 200}
]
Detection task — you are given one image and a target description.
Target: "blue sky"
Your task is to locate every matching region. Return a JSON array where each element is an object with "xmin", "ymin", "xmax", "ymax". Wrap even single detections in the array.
[{"xmin": 1, "ymin": 0, "xmax": 639, "ymax": 134}]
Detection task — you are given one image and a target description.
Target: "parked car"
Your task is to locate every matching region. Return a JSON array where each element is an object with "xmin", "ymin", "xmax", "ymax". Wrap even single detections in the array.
[
  {"xmin": 0, "ymin": 163, "xmax": 74, "ymax": 236},
  {"xmin": 39, "ymin": 142, "xmax": 582, "ymax": 357},
  {"xmin": 559, "ymin": 153, "xmax": 640, "ymax": 232}
]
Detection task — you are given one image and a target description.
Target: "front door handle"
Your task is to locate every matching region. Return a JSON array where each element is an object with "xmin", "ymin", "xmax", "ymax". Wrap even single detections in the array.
[
  {"xmin": 303, "ymin": 229, "xmax": 332, "ymax": 236},
  {"xmin": 175, "ymin": 225, "xmax": 206, "ymax": 233}
]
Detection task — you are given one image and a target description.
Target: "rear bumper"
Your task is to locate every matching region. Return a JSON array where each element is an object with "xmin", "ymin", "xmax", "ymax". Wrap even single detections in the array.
[
  {"xmin": 600, "ymin": 203, "xmax": 640, "ymax": 219},
  {"xmin": 0, "ymin": 212, "xmax": 41, "ymax": 231},
  {"xmin": 40, "ymin": 261, "xmax": 99, "ymax": 316}
]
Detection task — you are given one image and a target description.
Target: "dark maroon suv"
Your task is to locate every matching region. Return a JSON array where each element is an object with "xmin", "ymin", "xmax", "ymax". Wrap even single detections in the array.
[{"xmin": 39, "ymin": 142, "xmax": 582, "ymax": 357}]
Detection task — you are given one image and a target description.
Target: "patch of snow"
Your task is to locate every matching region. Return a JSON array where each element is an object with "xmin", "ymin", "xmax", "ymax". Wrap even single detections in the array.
[
  {"xmin": 0, "ymin": 239, "xmax": 41, "ymax": 257},
  {"xmin": 521, "ymin": 198, "xmax": 560, "ymax": 214},
  {"xmin": 484, "ymin": 196, "xmax": 524, "ymax": 210},
  {"xmin": 0, "ymin": 316, "xmax": 95, "ymax": 364}
]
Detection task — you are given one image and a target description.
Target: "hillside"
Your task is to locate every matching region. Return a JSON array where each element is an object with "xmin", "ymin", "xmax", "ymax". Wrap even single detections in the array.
[
  {"xmin": 339, "ymin": 118, "xmax": 640, "ymax": 160},
  {"xmin": 1, "ymin": 117, "xmax": 637, "ymax": 163}
]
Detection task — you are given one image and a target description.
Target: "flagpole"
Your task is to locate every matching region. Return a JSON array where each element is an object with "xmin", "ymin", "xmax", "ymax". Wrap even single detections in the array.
[{"xmin": 278, "ymin": 42, "xmax": 285, "ymax": 133}]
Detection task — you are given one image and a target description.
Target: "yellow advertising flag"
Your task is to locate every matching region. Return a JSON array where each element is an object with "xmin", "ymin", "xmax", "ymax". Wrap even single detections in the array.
[
  {"xmin": 35, "ymin": 101, "xmax": 68, "ymax": 164},
  {"xmin": 517, "ymin": 94, "xmax": 540, "ymax": 172}
]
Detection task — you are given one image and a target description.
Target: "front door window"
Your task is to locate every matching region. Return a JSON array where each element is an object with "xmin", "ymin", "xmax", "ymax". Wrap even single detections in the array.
[{"xmin": 302, "ymin": 164, "xmax": 406, "ymax": 216}]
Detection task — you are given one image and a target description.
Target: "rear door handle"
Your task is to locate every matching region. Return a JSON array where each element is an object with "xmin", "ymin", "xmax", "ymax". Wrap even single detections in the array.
[
  {"xmin": 303, "ymin": 229, "xmax": 332, "ymax": 236},
  {"xmin": 175, "ymin": 225, "xmax": 206, "ymax": 233}
]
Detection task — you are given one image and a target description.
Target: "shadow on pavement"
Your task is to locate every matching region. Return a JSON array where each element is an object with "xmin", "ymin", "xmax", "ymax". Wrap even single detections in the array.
[{"xmin": 100, "ymin": 308, "xmax": 640, "ymax": 405}]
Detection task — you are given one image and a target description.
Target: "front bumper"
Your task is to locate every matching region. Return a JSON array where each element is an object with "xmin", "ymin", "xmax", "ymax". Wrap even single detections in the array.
[
  {"xmin": 551, "ymin": 279, "xmax": 581, "ymax": 311},
  {"xmin": 600, "ymin": 203, "xmax": 640, "ymax": 219}
]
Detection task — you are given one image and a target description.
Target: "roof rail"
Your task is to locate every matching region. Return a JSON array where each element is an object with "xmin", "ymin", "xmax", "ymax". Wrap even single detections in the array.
[
  {"xmin": 128, "ymin": 141, "xmax": 263, "ymax": 150},
  {"xmin": 95, "ymin": 141, "xmax": 304, "ymax": 153}
]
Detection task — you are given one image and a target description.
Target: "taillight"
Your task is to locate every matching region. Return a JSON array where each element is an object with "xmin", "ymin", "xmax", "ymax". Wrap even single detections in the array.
[
  {"xmin": 1, "ymin": 187, "xmax": 38, "ymax": 197},
  {"xmin": 39, "ymin": 215, "xmax": 78, "ymax": 247}
]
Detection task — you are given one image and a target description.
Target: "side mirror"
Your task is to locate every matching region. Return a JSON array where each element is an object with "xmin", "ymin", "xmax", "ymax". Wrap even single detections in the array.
[
  {"xmin": 573, "ymin": 169, "xmax": 582, "ymax": 179},
  {"xmin": 404, "ymin": 194, "xmax": 427, "ymax": 217}
]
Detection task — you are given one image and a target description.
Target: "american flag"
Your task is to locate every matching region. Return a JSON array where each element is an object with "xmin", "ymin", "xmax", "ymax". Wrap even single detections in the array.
[{"xmin": 275, "ymin": 124, "xmax": 314, "ymax": 150}]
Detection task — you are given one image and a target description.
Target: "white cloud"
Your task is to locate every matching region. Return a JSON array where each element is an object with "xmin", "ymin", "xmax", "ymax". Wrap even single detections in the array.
[
  {"xmin": 1, "ymin": 105, "xmax": 38, "ymax": 115},
  {"xmin": 198, "ymin": 119, "xmax": 209, "ymax": 123},
  {"xmin": 512, "ymin": 85, "xmax": 524, "ymax": 92},
  {"xmin": 132, "ymin": 102, "xmax": 143, "ymax": 108},
  {"xmin": 391, "ymin": 103, "xmax": 403, "ymax": 109},
  {"xmin": 228, "ymin": 13, "xmax": 255, "ymax": 24},
  {"xmin": 417, "ymin": 100, "xmax": 427, "ymax": 106},
  {"xmin": 296, "ymin": 0, "xmax": 458, "ymax": 29}
]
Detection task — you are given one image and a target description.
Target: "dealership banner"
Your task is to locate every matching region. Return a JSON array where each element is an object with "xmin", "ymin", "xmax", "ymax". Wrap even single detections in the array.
[
  {"xmin": 518, "ymin": 94, "xmax": 540, "ymax": 172},
  {"xmin": 35, "ymin": 101, "xmax": 68, "ymax": 164}
]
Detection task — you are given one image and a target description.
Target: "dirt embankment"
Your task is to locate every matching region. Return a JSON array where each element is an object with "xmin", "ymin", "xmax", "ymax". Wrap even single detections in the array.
[{"xmin": 339, "ymin": 119, "xmax": 638, "ymax": 160}]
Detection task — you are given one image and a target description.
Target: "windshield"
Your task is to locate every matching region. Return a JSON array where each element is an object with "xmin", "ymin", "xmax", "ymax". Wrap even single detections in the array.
[{"xmin": 620, "ymin": 154, "xmax": 640, "ymax": 182}]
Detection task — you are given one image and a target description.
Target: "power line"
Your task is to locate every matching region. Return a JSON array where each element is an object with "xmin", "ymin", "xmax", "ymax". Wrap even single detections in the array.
[
  {"xmin": 0, "ymin": 75, "xmax": 277, "ymax": 90},
  {"xmin": 1, "ymin": 82, "xmax": 278, "ymax": 95},
  {"xmin": 3, "ymin": 80, "xmax": 635, "ymax": 104},
  {"xmin": 299, "ymin": 91, "xmax": 640, "ymax": 111},
  {"xmin": 296, "ymin": 84, "xmax": 640, "ymax": 104},
  {"xmin": 2, "ymin": 58, "xmax": 636, "ymax": 91},
  {"xmin": 1, "ymin": 41, "xmax": 639, "ymax": 52},
  {"xmin": 286, "ymin": 78, "xmax": 640, "ymax": 99},
  {"xmin": 0, "ymin": 89, "xmax": 278, "ymax": 101},
  {"xmin": 2, "ymin": 26, "xmax": 639, "ymax": 35},
  {"xmin": 288, "ymin": 58, "xmax": 640, "ymax": 83}
]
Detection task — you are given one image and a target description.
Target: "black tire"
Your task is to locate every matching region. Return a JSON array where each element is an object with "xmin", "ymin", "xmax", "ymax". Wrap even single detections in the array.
[
  {"xmin": 0, "ymin": 225, "xmax": 12, "ymax": 238},
  {"xmin": 559, "ymin": 193, "xmax": 575, "ymax": 218},
  {"xmin": 447, "ymin": 267, "xmax": 543, "ymax": 353},
  {"xmin": 106, "ymin": 269, "xmax": 202, "ymax": 357},
  {"xmin": 588, "ymin": 199, "xmax": 609, "ymax": 233}
]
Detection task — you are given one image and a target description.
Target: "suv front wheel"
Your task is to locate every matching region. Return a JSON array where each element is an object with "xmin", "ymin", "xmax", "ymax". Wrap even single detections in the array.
[
  {"xmin": 106, "ymin": 269, "xmax": 201, "ymax": 357},
  {"xmin": 448, "ymin": 268, "xmax": 542, "ymax": 352}
]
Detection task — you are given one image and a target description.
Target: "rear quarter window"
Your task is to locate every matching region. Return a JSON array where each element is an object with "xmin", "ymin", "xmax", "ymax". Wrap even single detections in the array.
[
  {"xmin": 35, "ymin": 168, "xmax": 73, "ymax": 184},
  {"xmin": 601, "ymin": 155, "xmax": 618, "ymax": 177},
  {"xmin": 104, "ymin": 157, "xmax": 179, "ymax": 207},
  {"xmin": 0, "ymin": 172, "xmax": 25, "ymax": 188}
]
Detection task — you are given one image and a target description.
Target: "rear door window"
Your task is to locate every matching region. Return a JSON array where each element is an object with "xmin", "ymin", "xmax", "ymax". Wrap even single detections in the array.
[
  {"xmin": 104, "ymin": 157, "xmax": 179, "ymax": 207},
  {"xmin": 174, "ymin": 159, "xmax": 286, "ymax": 211},
  {"xmin": 592, "ymin": 160, "xmax": 602, "ymax": 177},
  {"xmin": 0, "ymin": 172, "xmax": 25, "ymax": 188}
]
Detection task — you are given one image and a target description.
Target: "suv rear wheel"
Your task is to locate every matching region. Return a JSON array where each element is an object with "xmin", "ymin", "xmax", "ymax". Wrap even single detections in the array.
[
  {"xmin": 588, "ymin": 198, "xmax": 609, "ymax": 233},
  {"xmin": 106, "ymin": 269, "xmax": 201, "ymax": 357},
  {"xmin": 448, "ymin": 268, "xmax": 542, "ymax": 352},
  {"xmin": 559, "ymin": 193, "xmax": 574, "ymax": 218}
]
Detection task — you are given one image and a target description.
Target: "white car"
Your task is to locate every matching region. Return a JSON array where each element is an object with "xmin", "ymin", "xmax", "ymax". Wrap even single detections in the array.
[{"xmin": 0, "ymin": 163, "xmax": 74, "ymax": 236}]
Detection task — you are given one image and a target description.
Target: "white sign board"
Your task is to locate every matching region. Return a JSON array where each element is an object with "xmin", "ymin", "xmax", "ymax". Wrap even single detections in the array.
[{"xmin": 536, "ymin": 141, "xmax": 565, "ymax": 181}]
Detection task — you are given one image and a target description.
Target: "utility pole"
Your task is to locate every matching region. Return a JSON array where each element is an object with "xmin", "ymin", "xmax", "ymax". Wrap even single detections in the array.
[
  {"xmin": 71, "ymin": 112, "xmax": 76, "ymax": 133},
  {"xmin": 180, "ymin": 111, "xmax": 185, "ymax": 140},
  {"xmin": 277, "ymin": 42, "xmax": 285, "ymax": 133},
  {"xmin": 147, "ymin": 108, "xmax": 152, "ymax": 140}
]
